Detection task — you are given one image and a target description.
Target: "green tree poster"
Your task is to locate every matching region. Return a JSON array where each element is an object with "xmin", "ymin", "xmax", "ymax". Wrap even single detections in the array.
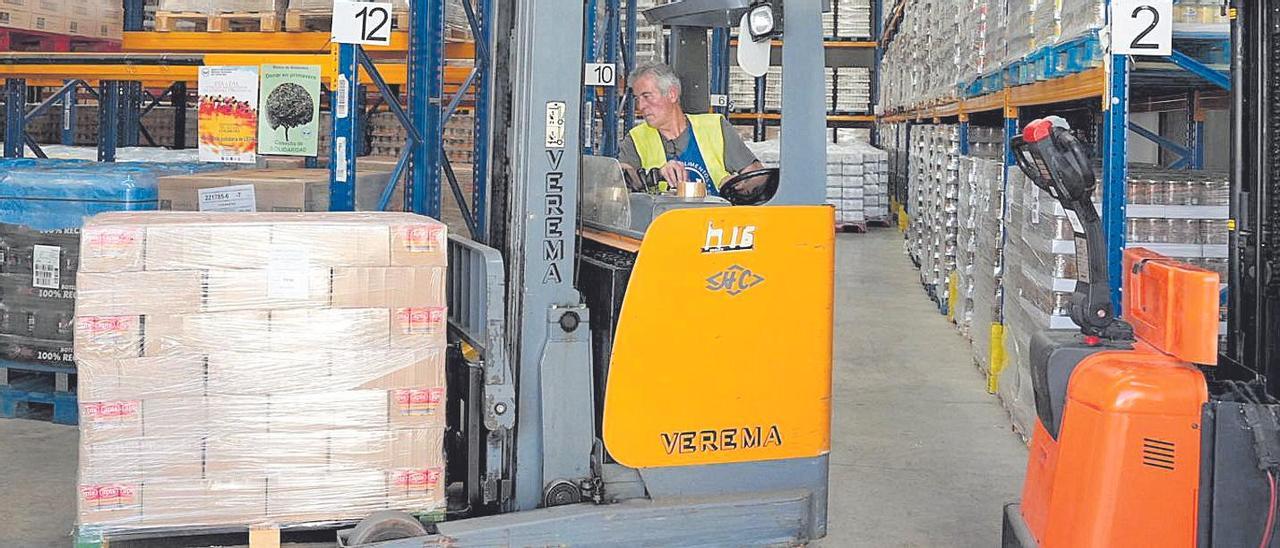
[{"xmin": 258, "ymin": 64, "xmax": 322, "ymax": 156}]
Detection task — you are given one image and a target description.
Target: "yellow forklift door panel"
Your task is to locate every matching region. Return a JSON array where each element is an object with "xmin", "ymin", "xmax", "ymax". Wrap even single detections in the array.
[{"xmin": 603, "ymin": 205, "xmax": 835, "ymax": 468}]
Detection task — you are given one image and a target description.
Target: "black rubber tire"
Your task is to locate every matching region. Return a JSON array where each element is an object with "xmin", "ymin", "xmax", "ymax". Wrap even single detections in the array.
[{"xmin": 346, "ymin": 510, "xmax": 430, "ymax": 546}]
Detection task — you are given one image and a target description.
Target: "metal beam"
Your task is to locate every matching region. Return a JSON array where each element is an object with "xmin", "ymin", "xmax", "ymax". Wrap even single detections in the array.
[
  {"xmin": 408, "ymin": 0, "xmax": 444, "ymax": 217},
  {"xmin": 330, "ymin": 43, "xmax": 360, "ymax": 211},
  {"xmin": 776, "ymin": 1, "xmax": 826, "ymax": 206},
  {"xmin": 471, "ymin": 0, "xmax": 495, "ymax": 241},
  {"xmin": 1128, "ymin": 122, "xmax": 1191, "ymax": 161},
  {"xmin": 4, "ymin": 78, "xmax": 25, "ymax": 158},
  {"xmin": 1102, "ymin": 55, "xmax": 1130, "ymax": 311},
  {"xmin": 1167, "ymin": 48, "xmax": 1230, "ymax": 90}
]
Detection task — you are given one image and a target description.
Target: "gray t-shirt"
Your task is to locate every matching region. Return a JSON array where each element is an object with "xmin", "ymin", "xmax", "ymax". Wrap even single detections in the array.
[{"xmin": 618, "ymin": 115, "xmax": 759, "ymax": 175}]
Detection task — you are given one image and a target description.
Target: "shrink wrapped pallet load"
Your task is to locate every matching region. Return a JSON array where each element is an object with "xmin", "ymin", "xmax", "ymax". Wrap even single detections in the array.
[{"xmin": 75, "ymin": 212, "xmax": 449, "ymax": 533}]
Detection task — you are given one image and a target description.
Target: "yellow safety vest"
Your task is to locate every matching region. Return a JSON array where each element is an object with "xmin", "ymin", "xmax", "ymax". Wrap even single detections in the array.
[{"xmin": 629, "ymin": 113, "xmax": 732, "ymax": 188}]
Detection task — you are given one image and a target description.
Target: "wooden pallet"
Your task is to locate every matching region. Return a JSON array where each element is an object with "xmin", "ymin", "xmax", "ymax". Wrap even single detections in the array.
[
  {"xmin": 0, "ymin": 27, "xmax": 121, "ymax": 52},
  {"xmin": 835, "ymin": 221, "xmax": 867, "ymax": 233},
  {"xmin": 154, "ymin": 10, "xmax": 282, "ymax": 32},
  {"xmin": 284, "ymin": 8, "xmax": 407, "ymax": 32},
  {"xmin": 74, "ymin": 523, "xmax": 343, "ymax": 548}
]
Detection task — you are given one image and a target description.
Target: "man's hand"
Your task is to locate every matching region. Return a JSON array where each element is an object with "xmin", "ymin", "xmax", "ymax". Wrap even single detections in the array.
[{"xmin": 660, "ymin": 160, "xmax": 688, "ymax": 184}]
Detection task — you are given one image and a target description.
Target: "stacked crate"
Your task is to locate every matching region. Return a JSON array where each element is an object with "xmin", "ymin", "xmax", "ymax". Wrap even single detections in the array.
[
  {"xmin": 1, "ymin": 0, "xmax": 122, "ymax": 40},
  {"xmin": 833, "ymin": 0, "xmax": 873, "ymax": 39},
  {"xmin": 907, "ymin": 125, "xmax": 962, "ymax": 299},
  {"xmin": 1005, "ymin": 0, "xmax": 1038, "ymax": 65},
  {"xmin": 75, "ymin": 212, "xmax": 449, "ymax": 533},
  {"xmin": 747, "ymin": 139, "xmax": 890, "ymax": 226},
  {"xmin": 968, "ymin": 156, "xmax": 1006, "ymax": 374},
  {"xmin": 834, "ymin": 67, "xmax": 871, "ymax": 114}
]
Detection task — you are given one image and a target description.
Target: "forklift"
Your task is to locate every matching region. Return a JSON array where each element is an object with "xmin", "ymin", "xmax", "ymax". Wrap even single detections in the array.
[
  {"xmin": 1000, "ymin": 2, "xmax": 1280, "ymax": 545},
  {"xmin": 340, "ymin": 1, "xmax": 836, "ymax": 545}
]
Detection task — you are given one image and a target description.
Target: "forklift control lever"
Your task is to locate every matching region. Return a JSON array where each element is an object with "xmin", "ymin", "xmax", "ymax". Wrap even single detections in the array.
[{"xmin": 1011, "ymin": 117, "xmax": 1134, "ymax": 342}]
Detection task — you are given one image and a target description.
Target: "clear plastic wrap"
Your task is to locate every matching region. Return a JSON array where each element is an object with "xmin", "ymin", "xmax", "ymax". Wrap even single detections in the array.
[
  {"xmin": 748, "ymin": 139, "xmax": 889, "ymax": 224},
  {"xmin": 75, "ymin": 211, "xmax": 448, "ymax": 534},
  {"xmin": 1060, "ymin": 0, "xmax": 1105, "ymax": 42}
]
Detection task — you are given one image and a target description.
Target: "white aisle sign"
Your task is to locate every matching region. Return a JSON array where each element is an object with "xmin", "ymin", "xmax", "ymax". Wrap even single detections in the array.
[
  {"xmin": 1112, "ymin": 0, "xmax": 1172, "ymax": 56},
  {"xmin": 332, "ymin": 0, "xmax": 395, "ymax": 46},
  {"xmin": 584, "ymin": 63, "xmax": 617, "ymax": 87}
]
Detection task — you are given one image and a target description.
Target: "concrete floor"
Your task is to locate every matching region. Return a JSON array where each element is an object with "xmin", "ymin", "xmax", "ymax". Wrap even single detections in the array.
[{"xmin": 0, "ymin": 228, "xmax": 1026, "ymax": 547}]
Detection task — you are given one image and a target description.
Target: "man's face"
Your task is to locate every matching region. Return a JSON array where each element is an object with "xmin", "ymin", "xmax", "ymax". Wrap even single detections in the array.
[{"xmin": 632, "ymin": 75, "xmax": 680, "ymax": 128}]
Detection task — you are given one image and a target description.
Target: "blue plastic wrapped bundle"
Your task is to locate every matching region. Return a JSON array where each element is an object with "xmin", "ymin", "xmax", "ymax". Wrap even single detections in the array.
[
  {"xmin": 0, "ymin": 169, "xmax": 158, "ymax": 231},
  {"xmin": 0, "ymin": 167, "xmax": 159, "ymax": 373}
]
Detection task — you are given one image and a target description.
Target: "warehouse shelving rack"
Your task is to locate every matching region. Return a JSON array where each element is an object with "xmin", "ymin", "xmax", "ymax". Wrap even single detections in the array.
[
  {"xmin": 0, "ymin": 0, "xmax": 496, "ymax": 241},
  {"xmin": 725, "ymin": 34, "xmax": 881, "ymax": 142},
  {"xmin": 877, "ymin": 0, "xmax": 1231, "ymax": 392},
  {"xmin": 878, "ymin": 0, "xmax": 1231, "ymax": 313}
]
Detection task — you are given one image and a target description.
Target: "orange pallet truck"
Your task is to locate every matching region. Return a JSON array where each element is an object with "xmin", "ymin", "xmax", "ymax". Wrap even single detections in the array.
[{"xmin": 1000, "ymin": 117, "xmax": 1280, "ymax": 547}]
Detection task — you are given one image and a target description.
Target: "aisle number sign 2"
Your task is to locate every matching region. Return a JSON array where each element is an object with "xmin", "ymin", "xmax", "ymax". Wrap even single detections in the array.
[
  {"xmin": 332, "ymin": 0, "xmax": 395, "ymax": 46},
  {"xmin": 1112, "ymin": 0, "xmax": 1172, "ymax": 56}
]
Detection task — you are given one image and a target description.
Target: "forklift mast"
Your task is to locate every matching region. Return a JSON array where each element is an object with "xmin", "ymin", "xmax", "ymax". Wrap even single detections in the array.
[
  {"xmin": 1229, "ymin": 0, "xmax": 1280, "ymax": 396},
  {"xmin": 478, "ymin": 0, "xmax": 832, "ymax": 512}
]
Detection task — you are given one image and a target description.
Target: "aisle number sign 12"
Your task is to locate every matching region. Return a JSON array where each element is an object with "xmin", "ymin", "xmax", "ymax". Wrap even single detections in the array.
[
  {"xmin": 1112, "ymin": 0, "xmax": 1172, "ymax": 56},
  {"xmin": 332, "ymin": 0, "xmax": 395, "ymax": 46}
]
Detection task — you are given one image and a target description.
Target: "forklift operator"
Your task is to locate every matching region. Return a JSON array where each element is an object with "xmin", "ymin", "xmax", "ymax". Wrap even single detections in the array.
[{"xmin": 618, "ymin": 62, "xmax": 766, "ymax": 196}]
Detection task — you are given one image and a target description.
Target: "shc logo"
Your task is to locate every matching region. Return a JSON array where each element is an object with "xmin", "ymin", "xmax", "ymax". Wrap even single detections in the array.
[
  {"xmin": 702, "ymin": 222, "xmax": 755, "ymax": 253},
  {"xmin": 706, "ymin": 265, "xmax": 765, "ymax": 296}
]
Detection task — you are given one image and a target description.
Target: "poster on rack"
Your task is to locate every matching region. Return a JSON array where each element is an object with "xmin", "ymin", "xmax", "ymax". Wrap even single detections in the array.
[
  {"xmin": 257, "ymin": 64, "xmax": 322, "ymax": 157},
  {"xmin": 197, "ymin": 66, "xmax": 260, "ymax": 164}
]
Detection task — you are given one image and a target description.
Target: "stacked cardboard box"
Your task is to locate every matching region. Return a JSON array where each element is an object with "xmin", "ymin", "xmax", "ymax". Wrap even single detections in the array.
[
  {"xmin": 907, "ymin": 125, "xmax": 962, "ymax": 296},
  {"xmin": 155, "ymin": 167, "xmax": 399, "ymax": 213},
  {"xmin": 1, "ymin": 0, "xmax": 121, "ymax": 38},
  {"xmin": 75, "ymin": 211, "xmax": 449, "ymax": 532}
]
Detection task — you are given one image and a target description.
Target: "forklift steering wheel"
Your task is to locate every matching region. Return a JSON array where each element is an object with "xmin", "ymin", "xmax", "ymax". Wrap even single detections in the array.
[{"xmin": 718, "ymin": 167, "xmax": 781, "ymax": 206}]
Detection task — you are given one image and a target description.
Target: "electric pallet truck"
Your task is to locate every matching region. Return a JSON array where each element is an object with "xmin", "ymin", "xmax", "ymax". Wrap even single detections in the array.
[{"xmin": 1001, "ymin": 116, "xmax": 1280, "ymax": 547}]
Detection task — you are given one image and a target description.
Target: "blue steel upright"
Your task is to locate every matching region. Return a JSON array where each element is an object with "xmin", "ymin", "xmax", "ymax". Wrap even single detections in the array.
[
  {"xmin": 601, "ymin": 0, "xmax": 620, "ymax": 157},
  {"xmin": 1102, "ymin": 54, "xmax": 1130, "ymax": 311},
  {"xmin": 471, "ymin": 0, "xmax": 495, "ymax": 240},
  {"xmin": 330, "ymin": 43, "xmax": 361, "ymax": 211},
  {"xmin": 4, "ymin": 79, "xmax": 25, "ymax": 158},
  {"xmin": 623, "ymin": 0, "xmax": 637, "ymax": 130},
  {"xmin": 582, "ymin": 0, "xmax": 599, "ymax": 155},
  {"xmin": 408, "ymin": 0, "xmax": 445, "ymax": 217},
  {"xmin": 710, "ymin": 28, "xmax": 729, "ymax": 116}
]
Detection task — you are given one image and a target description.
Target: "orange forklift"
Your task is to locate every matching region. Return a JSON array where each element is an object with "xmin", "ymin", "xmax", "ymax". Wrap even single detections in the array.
[{"xmin": 1000, "ymin": 29, "xmax": 1280, "ymax": 543}]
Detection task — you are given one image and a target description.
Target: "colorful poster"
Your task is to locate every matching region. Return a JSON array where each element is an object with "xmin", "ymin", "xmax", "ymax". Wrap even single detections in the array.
[
  {"xmin": 258, "ymin": 64, "xmax": 322, "ymax": 157},
  {"xmin": 197, "ymin": 66, "xmax": 260, "ymax": 164}
]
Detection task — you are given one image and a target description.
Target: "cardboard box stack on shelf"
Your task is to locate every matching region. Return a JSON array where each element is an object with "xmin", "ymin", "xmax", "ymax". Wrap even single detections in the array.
[
  {"xmin": 0, "ymin": 0, "xmax": 122, "ymax": 40},
  {"xmin": 75, "ymin": 211, "xmax": 449, "ymax": 533},
  {"xmin": 155, "ymin": 167, "xmax": 401, "ymax": 213},
  {"xmin": 629, "ymin": 0, "xmax": 667, "ymax": 64}
]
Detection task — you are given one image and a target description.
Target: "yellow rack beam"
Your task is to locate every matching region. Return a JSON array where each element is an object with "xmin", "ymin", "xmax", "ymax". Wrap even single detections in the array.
[
  {"xmin": 0, "ymin": 53, "xmax": 477, "ymax": 87},
  {"xmin": 121, "ymin": 31, "xmax": 475, "ymax": 58},
  {"xmin": 878, "ymin": 67, "xmax": 1107, "ymax": 123}
]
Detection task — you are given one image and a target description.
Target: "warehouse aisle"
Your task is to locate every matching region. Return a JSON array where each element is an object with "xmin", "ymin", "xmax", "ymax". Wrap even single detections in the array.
[
  {"xmin": 0, "ymin": 227, "xmax": 1028, "ymax": 548},
  {"xmin": 820, "ymin": 228, "xmax": 1028, "ymax": 547}
]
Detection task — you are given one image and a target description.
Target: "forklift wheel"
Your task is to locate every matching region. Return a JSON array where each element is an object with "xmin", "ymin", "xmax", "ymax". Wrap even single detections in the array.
[{"xmin": 346, "ymin": 510, "xmax": 430, "ymax": 545}]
